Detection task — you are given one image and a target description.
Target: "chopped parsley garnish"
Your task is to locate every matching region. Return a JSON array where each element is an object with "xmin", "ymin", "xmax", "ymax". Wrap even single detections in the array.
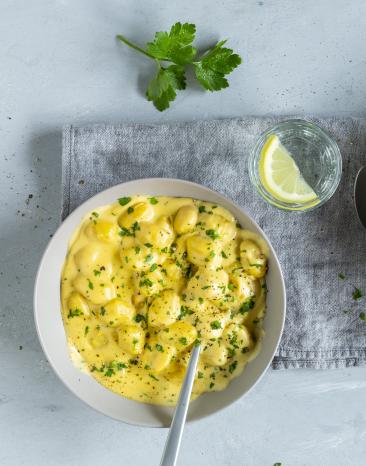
[
  {"xmin": 239, "ymin": 298, "xmax": 255, "ymax": 314},
  {"xmin": 150, "ymin": 263, "xmax": 158, "ymax": 272},
  {"xmin": 338, "ymin": 273, "xmax": 345, "ymax": 280},
  {"xmin": 210, "ymin": 320, "xmax": 221, "ymax": 329},
  {"xmin": 360, "ymin": 312, "xmax": 366, "ymax": 321},
  {"xmin": 198, "ymin": 205, "xmax": 206, "ymax": 213},
  {"xmin": 205, "ymin": 229, "xmax": 219, "ymax": 240},
  {"xmin": 144, "ymin": 254, "xmax": 154, "ymax": 263},
  {"xmin": 100, "ymin": 306, "xmax": 106, "ymax": 316},
  {"xmin": 352, "ymin": 287, "xmax": 363, "ymax": 300},
  {"xmin": 227, "ymin": 283, "xmax": 234, "ymax": 291},
  {"xmin": 144, "ymin": 242, "xmax": 153, "ymax": 248},
  {"xmin": 155, "ymin": 343, "xmax": 164, "ymax": 352},
  {"xmin": 93, "ymin": 269, "xmax": 101, "ymax": 277},
  {"xmin": 178, "ymin": 305, "xmax": 194, "ymax": 319},
  {"xmin": 198, "ymin": 297, "xmax": 204, "ymax": 304},
  {"xmin": 228, "ymin": 360, "xmax": 238, "ymax": 373},
  {"xmin": 134, "ymin": 313, "xmax": 146, "ymax": 323},
  {"xmin": 242, "ymin": 347, "xmax": 250, "ymax": 354},
  {"xmin": 67, "ymin": 309, "xmax": 83, "ymax": 318},
  {"xmin": 135, "ymin": 246, "xmax": 141, "ymax": 254},
  {"xmin": 209, "ymin": 382, "xmax": 215, "ymax": 389},
  {"xmin": 140, "ymin": 278, "xmax": 153, "ymax": 287},
  {"xmin": 179, "ymin": 337, "xmax": 188, "ymax": 345},
  {"xmin": 84, "ymin": 326, "xmax": 89, "ymax": 336},
  {"xmin": 127, "ymin": 206, "xmax": 134, "ymax": 214},
  {"xmin": 149, "ymin": 373, "xmax": 159, "ymax": 381},
  {"xmin": 197, "ymin": 371, "xmax": 204, "ymax": 379},
  {"xmin": 91, "ymin": 211, "xmax": 99, "ymax": 218},
  {"xmin": 119, "ymin": 226, "xmax": 134, "ymax": 237},
  {"xmin": 87, "ymin": 278, "xmax": 94, "ymax": 290},
  {"xmin": 118, "ymin": 196, "xmax": 131, "ymax": 206},
  {"xmin": 149, "ymin": 197, "xmax": 158, "ymax": 205},
  {"xmin": 221, "ymin": 250, "xmax": 228, "ymax": 259}
]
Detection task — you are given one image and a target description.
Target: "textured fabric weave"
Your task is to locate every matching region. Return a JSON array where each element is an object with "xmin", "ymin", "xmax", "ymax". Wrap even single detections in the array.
[{"xmin": 62, "ymin": 118, "xmax": 366, "ymax": 369}]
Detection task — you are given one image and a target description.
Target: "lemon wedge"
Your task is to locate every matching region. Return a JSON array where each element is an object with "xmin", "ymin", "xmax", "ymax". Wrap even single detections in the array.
[{"xmin": 259, "ymin": 134, "xmax": 319, "ymax": 204}]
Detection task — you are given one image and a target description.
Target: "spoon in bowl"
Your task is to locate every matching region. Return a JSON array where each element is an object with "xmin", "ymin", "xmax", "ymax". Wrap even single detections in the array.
[
  {"xmin": 354, "ymin": 166, "xmax": 366, "ymax": 229},
  {"xmin": 160, "ymin": 344, "xmax": 201, "ymax": 466}
]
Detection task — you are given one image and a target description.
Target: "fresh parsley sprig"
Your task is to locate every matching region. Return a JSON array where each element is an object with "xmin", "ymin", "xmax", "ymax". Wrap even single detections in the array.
[{"xmin": 116, "ymin": 22, "xmax": 241, "ymax": 111}]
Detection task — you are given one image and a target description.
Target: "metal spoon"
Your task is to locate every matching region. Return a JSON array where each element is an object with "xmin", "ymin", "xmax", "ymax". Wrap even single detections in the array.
[
  {"xmin": 160, "ymin": 344, "xmax": 201, "ymax": 466},
  {"xmin": 354, "ymin": 166, "xmax": 366, "ymax": 229}
]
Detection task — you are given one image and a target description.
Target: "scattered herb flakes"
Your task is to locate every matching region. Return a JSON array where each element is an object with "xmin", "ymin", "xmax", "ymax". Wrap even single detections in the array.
[
  {"xmin": 239, "ymin": 298, "xmax": 255, "ymax": 314},
  {"xmin": 84, "ymin": 326, "xmax": 89, "ymax": 336},
  {"xmin": 338, "ymin": 273, "xmax": 345, "ymax": 280},
  {"xmin": 91, "ymin": 211, "xmax": 99, "ymax": 218},
  {"xmin": 144, "ymin": 254, "xmax": 154, "ymax": 263},
  {"xmin": 139, "ymin": 278, "xmax": 153, "ymax": 287},
  {"xmin": 100, "ymin": 306, "xmax": 106, "ymax": 316},
  {"xmin": 87, "ymin": 278, "xmax": 94, "ymax": 290},
  {"xmin": 155, "ymin": 343, "xmax": 164, "ymax": 352},
  {"xmin": 150, "ymin": 263, "xmax": 158, "ymax": 272},
  {"xmin": 197, "ymin": 371, "xmax": 204, "ymax": 379},
  {"xmin": 179, "ymin": 337, "xmax": 188, "ymax": 345},
  {"xmin": 198, "ymin": 205, "xmax": 206, "ymax": 213},
  {"xmin": 67, "ymin": 309, "xmax": 83, "ymax": 318},
  {"xmin": 149, "ymin": 197, "xmax": 158, "ymax": 205},
  {"xmin": 359, "ymin": 312, "xmax": 366, "ymax": 321},
  {"xmin": 352, "ymin": 288, "xmax": 363, "ymax": 301},
  {"xmin": 178, "ymin": 305, "xmax": 194, "ymax": 320},
  {"xmin": 221, "ymin": 250, "xmax": 228, "ymax": 259},
  {"xmin": 118, "ymin": 197, "xmax": 131, "ymax": 206},
  {"xmin": 209, "ymin": 382, "xmax": 215, "ymax": 389},
  {"xmin": 134, "ymin": 314, "xmax": 146, "ymax": 323},
  {"xmin": 210, "ymin": 320, "xmax": 221, "ymax": 329},
  {"xmin": 127, "ymin": 206, "xmax": 134, "ymax": 214},
  {"xmin": 149, "ymin": 373, "xmax": 159, "ymax": 382},
  {"xmin": 205, "ymin": 229, "xmax": 219, "ymax": 240},
  {"xmin": 228, "ymin": 360, "xmax": 238, "ymax": 373},
  {"xmin": 144, "ymin": 242, "xmax": 153, "ymax": 248},
  {"xmin": 93, "ymin": 269, "xmax": 101, "ymax": 277}
]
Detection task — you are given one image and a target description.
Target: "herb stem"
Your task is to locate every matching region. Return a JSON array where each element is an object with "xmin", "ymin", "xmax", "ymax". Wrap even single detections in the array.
[
  {"xmin": 116, "ymin": 34, "xmax": 156, "ymax": 59},
  {"xmin": 116, "ymin": 34, "xmax": 172, "ymax": 62}
]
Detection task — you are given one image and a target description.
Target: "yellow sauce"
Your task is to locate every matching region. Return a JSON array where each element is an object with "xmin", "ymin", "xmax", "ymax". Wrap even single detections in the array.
[{"xmin": 61, "ymin": 196, "xmax": 268, "ymax": 406}]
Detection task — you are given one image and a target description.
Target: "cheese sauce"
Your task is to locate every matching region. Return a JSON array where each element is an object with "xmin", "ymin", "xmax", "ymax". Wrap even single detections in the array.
[{"xmin": 61, "ymin": 196, "xmax": 268, "ymax": 406}]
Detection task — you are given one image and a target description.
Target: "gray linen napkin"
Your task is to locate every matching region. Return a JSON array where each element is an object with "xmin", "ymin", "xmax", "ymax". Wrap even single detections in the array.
[{"xmin": 62, "ymin": 118, "xmax": 366, "ymax": 369}]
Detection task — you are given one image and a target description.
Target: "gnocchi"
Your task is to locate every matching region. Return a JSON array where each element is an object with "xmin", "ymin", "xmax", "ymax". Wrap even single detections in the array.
[{"xmin": 61, "ymin": 195, "xmax": 267, "ymax": 406}]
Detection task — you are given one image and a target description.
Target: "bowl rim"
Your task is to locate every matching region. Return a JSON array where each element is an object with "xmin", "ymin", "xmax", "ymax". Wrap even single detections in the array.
[{"xmin": 34, "ymin": 177, "xmax": 286, "ymax": 427}]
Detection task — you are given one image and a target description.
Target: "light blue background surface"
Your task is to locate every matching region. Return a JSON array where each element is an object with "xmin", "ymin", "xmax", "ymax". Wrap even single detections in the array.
[{"xmin": 1, "ymin": 1, "xmax": 366, "ymax": 465}]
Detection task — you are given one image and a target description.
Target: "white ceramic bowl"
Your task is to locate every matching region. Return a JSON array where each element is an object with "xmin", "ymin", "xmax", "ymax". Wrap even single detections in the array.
[{"xmin": 34, "ymin": 178, "xmax": 286, "ymax": 427}]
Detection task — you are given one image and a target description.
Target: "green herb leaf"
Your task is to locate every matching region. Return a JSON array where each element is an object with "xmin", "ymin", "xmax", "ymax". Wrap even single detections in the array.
[
  {"xmin": 127, "ymin": 206, "xmax": 134, "ymax": 214},
  {"xmin": 359, "ymin": 312, "xmax": 366, "ymax": 321},
  {"xmin": 239, "ymin": 298, "xmax": 255, "ymax": 314},
  {"xmin": 228, "ymin": 360, "xmax": 237, "ymax": 374},
  {"xmin": 67, "ymin": 309, "xmax": 83, "ymax": 318},
  {"xmin": 194, "ymin": 40, "xmax": 241, "ymax": 91},
  {"xmin": 146, "ymin": 22, "xmax": 197, "ymax": 65},
  {"xmin": 338, "ymin": 273, "xmax": 345, "ymax": 280},
  {"xmin": 146, "ymin": 64, "xmax": 186, "ymax": 111},
  {"xmin": 118, "ymin": 196, "xmax": 131, "ymax": 206},
  {"xmin": 197, "ymin": 371, "xmax": 204, "ymax": 379},
  {"xmin": 205, "ymin": 229, "xmax": 219, "ymax": 240},
  {"xmin": 149, "ymin": 197, "xmax": 159, "ymax": 205},
  {"xmin": 134, "ymin": 313, "xmax": 146, "ymax": 323},
  {"xmin": 155, "ymin": 343, "xmax": 164, "ymax": 352},
  {"xmin": 210, "ymin": 320, "xmax": 222, "ymax": 329},
  {"xmin": 179, "ymin": 337, "xmax": 188, "ymax": 345},
  {"xmin": 353, "ymin": 287, "xmax": 363, "ymax": 300}
]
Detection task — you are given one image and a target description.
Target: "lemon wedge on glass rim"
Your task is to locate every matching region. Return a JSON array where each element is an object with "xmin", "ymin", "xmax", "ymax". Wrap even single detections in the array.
[{"xmin": 259, "ymin": 134, "xmax": 319, "ymax": 205}]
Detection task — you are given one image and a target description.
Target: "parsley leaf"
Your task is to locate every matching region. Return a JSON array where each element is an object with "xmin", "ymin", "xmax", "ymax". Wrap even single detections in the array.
[
  {"xmin": 359, "ymin": 312, "xmax": 366, "ymax": 321},
  {"xmin": 118, "ymin": 196, "xmax": 131, "ymax": 206},
  {"xmin": 146, "ymin": 64, "xmax": 186, "ymax": 111},
  {"xmin": 210, "ymin": 320, "xmax": 222, "ymax": 329},
  {"xmin": 116, "ymin": 23, "xmax": 241, "ymax": 111},
  {"xmin": 194, "ymin": 40, "xmax": 241, "ymax": 91},
  {"xmin": 353, "ymin": 287, "xmax": 363, "ymax": 300},
  {"xmin": 67, "ymin": 309, "xmax": 83, "ymax": 318},
  {"xmin": 146, "ymin": 22, "xmax": 197, "ymax": 65}
]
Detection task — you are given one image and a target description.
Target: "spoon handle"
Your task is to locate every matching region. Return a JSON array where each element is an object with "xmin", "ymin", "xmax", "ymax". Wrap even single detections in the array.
[{"xmin": 160, "ymin": 344, "xmax": 201, "ymax": 466}]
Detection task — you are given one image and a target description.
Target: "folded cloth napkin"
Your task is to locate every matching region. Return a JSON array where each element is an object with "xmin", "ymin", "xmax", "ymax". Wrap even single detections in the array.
[{"xmin": 62, "ymin": 118, "xmax": 366, "ymax": 369}]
